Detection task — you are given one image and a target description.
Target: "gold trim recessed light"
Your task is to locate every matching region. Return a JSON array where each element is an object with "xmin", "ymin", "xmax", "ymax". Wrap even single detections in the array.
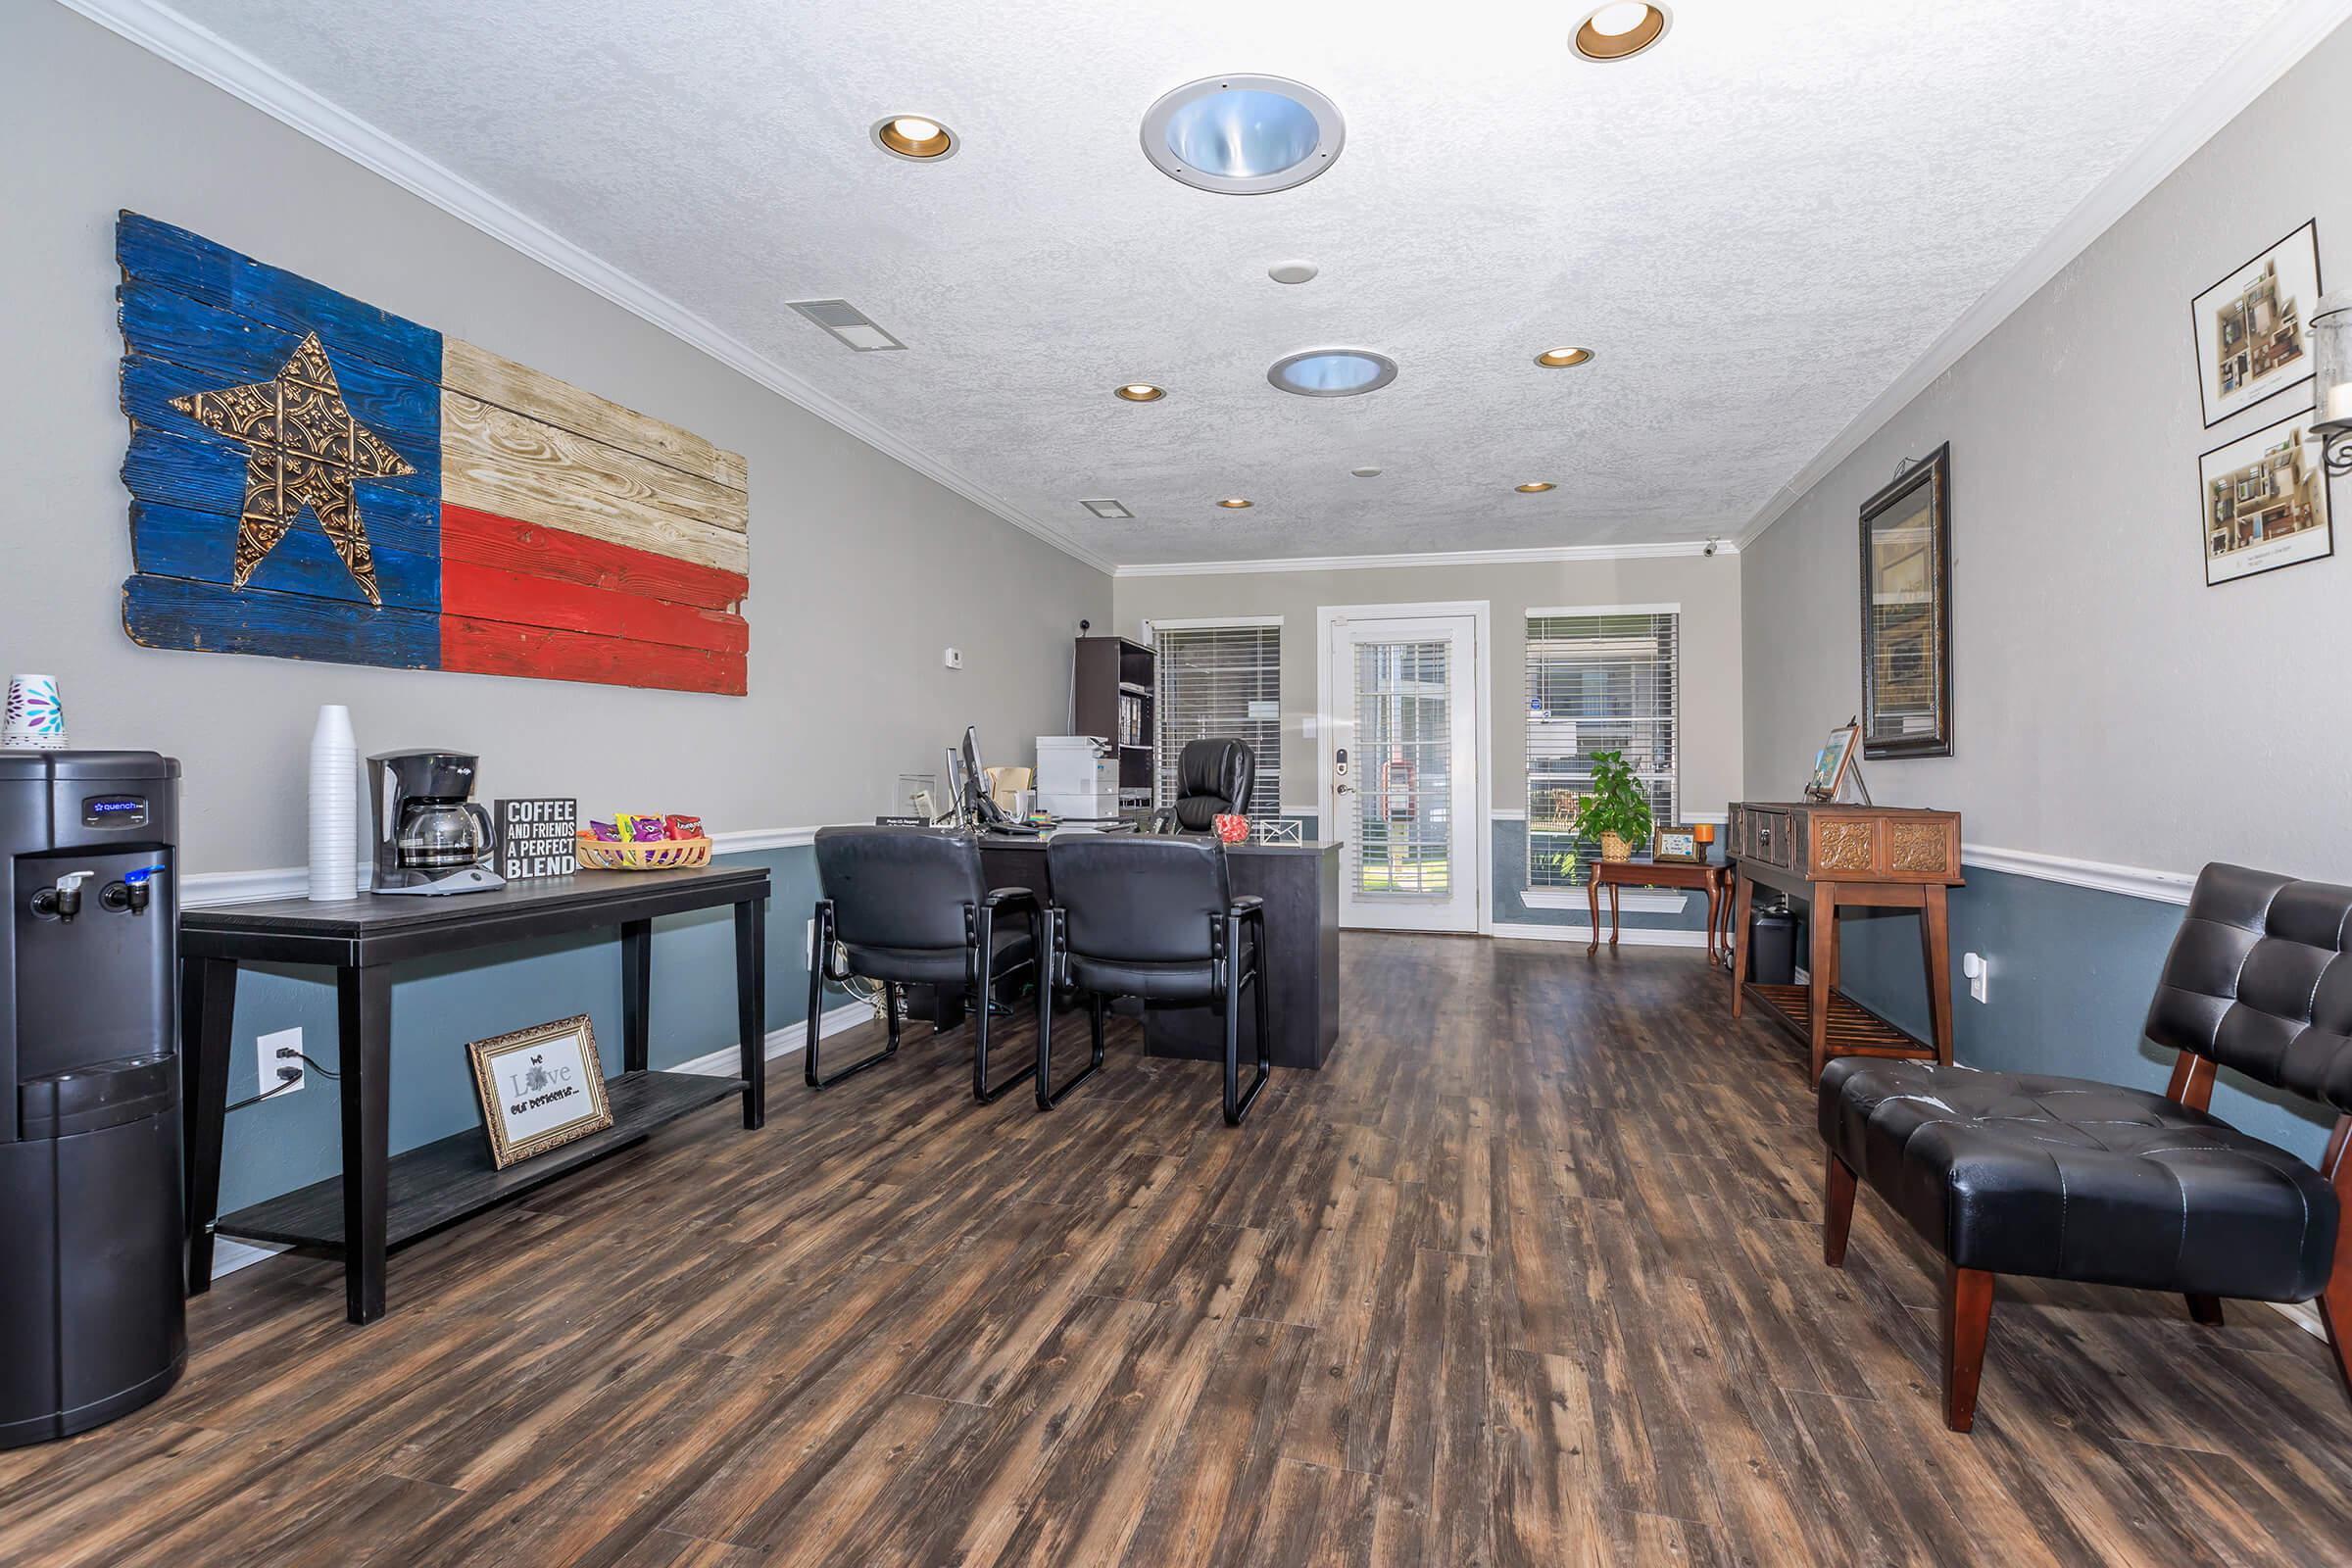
[
  {"xmin": 1113, "ymin": 382, "xmax": 1166, "ymax": 402},
  {"xmin": 1536, "ymin": 346, "xmax": 1594, "ymax": 368},
  {"xmin": 1515, "ymin": 482, "xmax": 1556, "ymax": 493},
  {"xmin": 1216, "ymin": 497, "xmax": 1254, "ymax": 510},
  {"xmin": 1573, "ymin": 4, "xmax": 1670, "ymax": 62},
  {"xmin": 872, "ymin": 115, "xmax": 957, "ymax": 160}
]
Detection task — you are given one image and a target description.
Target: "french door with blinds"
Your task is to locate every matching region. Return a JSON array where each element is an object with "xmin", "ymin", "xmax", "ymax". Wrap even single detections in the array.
[
  {"xmin": 1320, "ymin": 606, "xmax": 1485, "ymax": 933},
  {"xmin": 1147, "ymin": 617, "xmax": 1282, "ymax": 814},
  {"xmin": 1525, "ymin": 606, "xmax": 1679, "ymax": 890}
]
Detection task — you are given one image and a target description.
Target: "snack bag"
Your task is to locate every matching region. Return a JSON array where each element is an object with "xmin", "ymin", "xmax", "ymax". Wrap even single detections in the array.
[
  {"xmin": 617, "ymin": 813, "xmax": 671, "ymax": 842},
  {"xmin": 664, "ymin": 813, "xmax": 705, "ymax": 840},
  {"xmin": 587, "ymin": 820, "xmax": 622, "ymax": 842}
]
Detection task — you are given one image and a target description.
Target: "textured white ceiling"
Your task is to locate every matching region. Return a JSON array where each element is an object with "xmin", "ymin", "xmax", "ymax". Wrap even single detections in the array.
[{"xmin": 158, "ymin": 0, "xmax": 2296, "ymax": 565}]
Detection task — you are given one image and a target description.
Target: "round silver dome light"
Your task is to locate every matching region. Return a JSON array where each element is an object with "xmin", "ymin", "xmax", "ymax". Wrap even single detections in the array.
[
  {"xmin": 1267, "ymin": 348, "xmax": 1397, "ymax": 397},
  {"xmin": 1142, "ymin": 75, "xmax": 1345, "ymax": 195}
]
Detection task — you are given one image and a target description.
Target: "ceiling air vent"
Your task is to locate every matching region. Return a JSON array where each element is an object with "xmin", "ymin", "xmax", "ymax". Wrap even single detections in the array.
[
  {"xmin": 1080, "ymin": 499, "xmax": 1134, "ymax": 519},
  {"xmin": 788, "ymin": 299, "xmax": 906, "ymax": 352}
]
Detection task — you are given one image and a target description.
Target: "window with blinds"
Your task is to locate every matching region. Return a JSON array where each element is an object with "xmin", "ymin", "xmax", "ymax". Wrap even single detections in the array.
[
  {"xmin": 1152, "ymin": 621, "xmax": 1283, "ymax": 814},
  {"xmin": 1525, "ymin": 610, "xmax": 1679, "ymax": 889}
]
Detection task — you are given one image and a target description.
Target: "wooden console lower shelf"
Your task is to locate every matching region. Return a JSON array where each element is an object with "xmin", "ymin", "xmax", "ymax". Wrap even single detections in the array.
[
  {"xmin": 1742, "ymin": 983, "xmax": 1934, "ymax": 1062},
  {"xmin": 216, "ymin": 1068, "xmax": 743, "ymax": 1252}
]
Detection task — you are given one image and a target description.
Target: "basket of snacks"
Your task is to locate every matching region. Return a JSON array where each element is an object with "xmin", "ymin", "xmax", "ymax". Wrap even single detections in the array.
[{"xmin": 577, "ymin": 813, "xmax": 710, "ymax": 871}]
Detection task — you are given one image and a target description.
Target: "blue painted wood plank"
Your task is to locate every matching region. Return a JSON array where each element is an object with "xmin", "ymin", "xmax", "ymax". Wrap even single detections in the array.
[
  {"xmin": 122, "ymin": 573, "xmax": 442, "ymax": 670},
  {"xmin": 116, "ymin": 213, "xmax": 442, "ymax": 384},
  {"xmin": 118, "ymin": 290, "xmax": 441, "ymax": 491},
  {"xmin": 130, "ymin": 501, "xmax": 441, "ymax": 613},
  {"xmin": 122, "ymin": 427, "xmax": 441, "ymax": 557}
]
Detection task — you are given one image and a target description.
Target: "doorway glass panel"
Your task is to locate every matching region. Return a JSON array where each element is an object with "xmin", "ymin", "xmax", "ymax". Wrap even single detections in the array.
[{"xmin": 1350, "ymin": 640, "xmax": 1452, "ymax": 900}]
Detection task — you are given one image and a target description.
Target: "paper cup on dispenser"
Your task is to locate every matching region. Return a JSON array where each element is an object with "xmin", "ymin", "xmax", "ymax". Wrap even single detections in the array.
[
  {"xmin": 2, "ymin": 675, "xmax": 67, "ymax": 749},
  {"xmin": 308, "ymin": 704, "xmax": 360, "ymax": 901}
]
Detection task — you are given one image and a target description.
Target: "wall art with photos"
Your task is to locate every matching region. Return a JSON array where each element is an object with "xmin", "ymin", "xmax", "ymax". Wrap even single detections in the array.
[
  {"xmin": 1857, "ymin": 445, "xmax": 1952, "ymax": 760},
  {"xmin": 2199, "ymin": 406, "xmax": 2333, "ymax": 586},
  {"xmin": 467, "ymin": 1014, "xmax": 613, "ymax": 1169},
  {"xmin": 2192, "ymin": 220, "xmax": 2322, "ymax": 427}
]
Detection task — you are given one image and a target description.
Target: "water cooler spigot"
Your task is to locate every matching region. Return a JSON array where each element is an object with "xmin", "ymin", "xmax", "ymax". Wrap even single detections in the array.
[
  {"xmin": 30, "ymin": 870, "xmax": 97, "ymax": 923},
  {"xmin": 100, "ymin": 865, "xmax": 166, "ymax": 916}
]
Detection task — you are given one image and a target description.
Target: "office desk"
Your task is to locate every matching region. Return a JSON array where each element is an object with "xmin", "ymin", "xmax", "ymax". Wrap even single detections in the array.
[{"xmin": 976, "ymin": 835, "xmax": 1342, "ymax": 1070}]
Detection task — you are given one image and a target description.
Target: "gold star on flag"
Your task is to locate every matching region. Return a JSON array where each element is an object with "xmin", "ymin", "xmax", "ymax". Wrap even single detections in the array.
[{"xmin": 169, "ymin": 331, "xmax": 415, "ymax": 608}]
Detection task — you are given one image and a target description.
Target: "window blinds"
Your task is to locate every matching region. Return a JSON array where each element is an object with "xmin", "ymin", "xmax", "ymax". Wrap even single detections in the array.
[
  {"xmin": 1524, "ymin": 611, "xmax": 1680, "ymax": 889},
  {"xmin": 1152, "ymin": 623, "xmax": 1282, "ymax": 813}
]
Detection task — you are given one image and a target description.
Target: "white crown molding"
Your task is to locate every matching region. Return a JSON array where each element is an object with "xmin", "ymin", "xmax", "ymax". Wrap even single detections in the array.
[
  {"xmin": 1734, "ymin": 0, "xmax": 2352, "ymax": 550},
  {"xmin": 1115, "ymin": 539, "xmax": 1734, "ymax": 578},
  {"xmin": 1960, "ymin": 843, "xmax": 2196, "ymax": 906},
  {"xmin": 1492, "ymin": 922, "xmax": 1708, "ymax": 949},
  {"xmin": 181, "ymin": 824, "xmax": 826, "ymax": 906},
  {"xmin": 57, "ymin": 0, "xmax": 1115, "ymax": 578}
]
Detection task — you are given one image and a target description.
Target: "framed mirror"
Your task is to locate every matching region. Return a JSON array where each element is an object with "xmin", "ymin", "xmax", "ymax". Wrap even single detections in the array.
[{"xmin": 1858, "ymin": 444, "xmax": 1953, "ymax": 759}]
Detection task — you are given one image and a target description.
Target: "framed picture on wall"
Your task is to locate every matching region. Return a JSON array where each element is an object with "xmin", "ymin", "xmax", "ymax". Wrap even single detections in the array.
[
  {"xmin": 2191, "ymin": 220, "xmax": 2322, "ymax": 427},
  {"xmin": 2198, "ymin": 406, "xmax": 2333, "ymax": 586},
  {"xmin": 466, "ymin": 1014, "xmax": 613, "ymax": 1169},
  {"xmin": 1857, "ymin": 444, "xmax": 1953, "ymax": 760}
]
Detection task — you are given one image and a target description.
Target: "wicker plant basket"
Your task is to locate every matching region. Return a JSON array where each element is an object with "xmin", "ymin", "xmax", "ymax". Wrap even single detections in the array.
[
  {"xmin": 1597, "ymin": 831, "xmax": 1636, "ymax": 862},
  {"xmin": 574, "ymin": 831, "xmax": 712, "ymax": 871}
]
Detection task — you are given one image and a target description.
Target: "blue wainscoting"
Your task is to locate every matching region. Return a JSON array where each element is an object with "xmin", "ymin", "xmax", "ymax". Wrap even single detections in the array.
[
  {"xmin": 1830, "ymin": 864, "xmax": 2333, "ymax": 1166},
  {"xmin": 1489, "ymin": 817, "xmax": 1719, "ymax": 938},
  {"xmin": 211, "ymin": 845, "xmax": 836, "ymax": 1214}
]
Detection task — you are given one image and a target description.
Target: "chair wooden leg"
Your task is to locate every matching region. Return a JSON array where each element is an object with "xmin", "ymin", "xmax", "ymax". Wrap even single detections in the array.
[
  {"xmin": 1942, "ymin": 1263, "xmax": 1995, "ymax": 1433},
  {"xmin": 2319, "ymin": 1115, "xmax": 2352, "ymax": 1408},
  {"xmin": 2185, "ymin": 1294, "xmax": 2225, "ymax": 1327},
  {"xmin": 1824, "ymin": 1153, "xmax": 1857, "ymax": 1268}
]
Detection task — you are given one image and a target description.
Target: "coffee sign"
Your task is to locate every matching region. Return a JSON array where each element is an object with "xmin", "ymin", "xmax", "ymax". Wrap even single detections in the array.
[
  {"xmin": 466, "ymin": 1014, "xmax": 612, "ymax": 1168},
  {"xmin": 494, "ymin": 797, "xmax": 578, "ymax": 879}
]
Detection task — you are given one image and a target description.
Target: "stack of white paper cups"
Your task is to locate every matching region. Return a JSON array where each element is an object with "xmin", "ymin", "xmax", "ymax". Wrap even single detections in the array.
[{"xmin": 308, "ymin": 704, "xmax": 359, "ymax": 901}]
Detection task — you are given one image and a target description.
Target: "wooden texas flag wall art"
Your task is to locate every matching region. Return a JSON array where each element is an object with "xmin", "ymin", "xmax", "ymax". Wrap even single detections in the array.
[{"xmin": 115, "ymin": 213, "xmax": 751, "ymax": 696}]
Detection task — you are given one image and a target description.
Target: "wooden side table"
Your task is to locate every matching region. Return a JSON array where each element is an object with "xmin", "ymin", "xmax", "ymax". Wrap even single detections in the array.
[{"xmin": 1585, "ymin": 857, "xmax": 1733, "ymax": 958}]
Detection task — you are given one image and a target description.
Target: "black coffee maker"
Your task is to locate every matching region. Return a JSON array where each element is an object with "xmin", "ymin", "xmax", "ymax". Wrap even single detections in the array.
[{"xmin": 368, "ymin": 751, "xmax": 506, "ymax": 896}]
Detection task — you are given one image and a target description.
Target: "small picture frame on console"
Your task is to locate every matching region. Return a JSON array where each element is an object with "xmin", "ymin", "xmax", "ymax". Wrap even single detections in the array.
[
  {"xmin": 1651, "ymin": 825, "xmax": 1704, "ymax": 863},
  {"xmin": 467, "ymin": 1014, "xmax": 613, "ymax": 1169},
  {"xmin": 1807, "ymin": 722, "xmax": 1862, "ymax": 802}
]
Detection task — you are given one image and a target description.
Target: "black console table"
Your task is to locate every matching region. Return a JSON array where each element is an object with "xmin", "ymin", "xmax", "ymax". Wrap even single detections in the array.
[{"xmin": 180, "ymin": 865, "xmax": 769, "ymax": 1325}]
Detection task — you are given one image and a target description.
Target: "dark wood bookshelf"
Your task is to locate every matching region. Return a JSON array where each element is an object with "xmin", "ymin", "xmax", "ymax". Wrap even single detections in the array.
[{"xmin": 1074, "ymin": 635, "xmax": 1155, "ymax": 801}]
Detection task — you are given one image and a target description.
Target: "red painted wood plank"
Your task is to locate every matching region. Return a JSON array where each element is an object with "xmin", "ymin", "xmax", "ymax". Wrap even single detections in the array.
[
  {"xmin": 442, "ymin": 561, "xmax": 748, "ymax": 656},
  {"xmin": 440, "ymin": 616, "xmax": 746, "ymax": 696},
  {"xmin": 440, "ymin": 504, "xmax": 748, "ymax": 612}
]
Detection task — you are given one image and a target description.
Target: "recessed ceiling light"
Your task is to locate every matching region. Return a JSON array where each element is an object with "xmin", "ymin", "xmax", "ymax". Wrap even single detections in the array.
[
  {"xmin": 1268, "ymin": 260, "xmax": 1320, "ymax": 285},
  {"xmin": 1216, "ymin": 497, "xmax": 1254, "ymax": 510},
  {"xmin": 1573, "ymin": 4, "xmax": 1670, "ymax": 62},
  {"xmin": 1113, "ymin": 382, "xmax": 1166, "ymax": 402},
  {"xmin": 1267, "ymin": 348, "xmax": 1397, "ymax": 397},
  {"xmin": 1350, "ymin": 466, "xmax": 1383, "ymax": 478},
  {"xmin": 871, "ymin": 115, "xmax": 957, "ymax": 160},
  {"xmin": 1536, "ymin": 346, "xmax": 1595, "ymax": 368},
  {"xmin": 1515, "ymin": 482, "xmax": 1556, "ymax": 493},
  {"xmin": 1142, "ymin": 75, "xmax": 1345, "ymax": 195},
  {"xmin": 1081, "ymin": 499, "xmax": 1134, "ymax": 519}
]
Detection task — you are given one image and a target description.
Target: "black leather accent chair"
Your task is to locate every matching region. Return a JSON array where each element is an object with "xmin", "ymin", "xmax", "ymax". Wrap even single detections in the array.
[
  {"xmin": 807, "ymin": 826, "xmax": 1039, "ymax": 1102},
  {"xmin": 1034, "ymin": 835, "xmax": 1270, "ymax": 1124},
  {"xmin": 1821, "ymin": 862, "xmax": 2352, "ymax": 1432},
  {"xmin": 1151, "ymin": 738, "xmax": 1256, "ymax": 835}
]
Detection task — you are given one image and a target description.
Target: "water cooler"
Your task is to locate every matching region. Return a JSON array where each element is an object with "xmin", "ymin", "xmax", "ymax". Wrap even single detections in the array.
[{"xmin": 0, "ymin": 751, "xmax": 186, "ymax": 1448}]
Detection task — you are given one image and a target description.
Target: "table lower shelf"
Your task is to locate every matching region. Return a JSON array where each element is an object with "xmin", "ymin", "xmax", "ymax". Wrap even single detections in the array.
[
  {"xmin": 1743, "ymin": 983, "xmax": 1936, "ymax": 1061},
  {"xmin": 215, "ymin": 1068, "xmax": 746, "ymax": 1252}
]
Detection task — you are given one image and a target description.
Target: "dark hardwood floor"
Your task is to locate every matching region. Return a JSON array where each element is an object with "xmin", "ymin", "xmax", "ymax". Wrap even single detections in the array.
[{"xmin": 6, "ymin": 935, "xmax": 2350, "ymax": 1566}]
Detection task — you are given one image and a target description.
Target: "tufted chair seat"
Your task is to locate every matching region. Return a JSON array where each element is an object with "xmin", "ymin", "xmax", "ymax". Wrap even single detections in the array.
[
  {"xmin": 1820, "ymin": 1060, "xmax": 2336, "ymax": 1301},
  {"xmin": 1821, "ymin": 862, "xmax": 2352, "ymax": 1432}
]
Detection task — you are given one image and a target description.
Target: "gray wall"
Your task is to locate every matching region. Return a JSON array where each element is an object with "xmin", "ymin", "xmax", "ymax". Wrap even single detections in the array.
[
  {"xmin": 1114, "ymin": 554, "xmax": 1743, "ymax": 815},
  {"xmin": 6, "ymin": 4, "xmax": 1109, "ymax": 875},
  {"xmin": 1740, "ymin": 24, "xmax": 2351, "ymax": 1160},
  {"xmin": 4, "ymin": 7, "xmax": 1106, "ymax": 1216}
]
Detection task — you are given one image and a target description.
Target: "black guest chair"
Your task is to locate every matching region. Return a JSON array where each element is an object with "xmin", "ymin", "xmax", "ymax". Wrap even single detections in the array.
[
  {"xmin": 1822, "ymin": 862, "xmax": 2352, "ymax": 1432},
  {"xmin": 1034, "ymin": 835, "xmax": 1270, "ymax": 1124},
  {"xmin": 1150, "ymin": 738, "xmax": 1256, "ymax": 835},
  {"xmin": 806, "ymin": 826, "xmax": 1039, "ymax": 1102}
]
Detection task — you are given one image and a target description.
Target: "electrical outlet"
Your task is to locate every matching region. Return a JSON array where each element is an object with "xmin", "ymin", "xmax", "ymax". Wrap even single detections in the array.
[
  {"xmin": 259, "ymin": 1025, "xmax": 304, "ymax": 1098},
  {"xmin": 942, "ymin": 647, "xmax": 963, "ymax": 670},
  {"xmin": 1963, "ymin": 952, "xmax": 1990, "ymax": 1004}
]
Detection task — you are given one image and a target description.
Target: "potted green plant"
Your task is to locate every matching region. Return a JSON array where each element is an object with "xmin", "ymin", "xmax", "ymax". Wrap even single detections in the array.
[{"xmin": 1574, "ymin": 750, "xmax": 1654, "ymax": 863}]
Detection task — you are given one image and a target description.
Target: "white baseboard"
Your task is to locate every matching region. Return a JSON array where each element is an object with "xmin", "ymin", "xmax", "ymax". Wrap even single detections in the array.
[
  {"xmin": 669, "ymin": 999, "xmax": 874, "ymax": 1076},
  {"xmin": 1491, "ymin": 923, "xmax": 1709, "ymax": 949},
  {"xmin": 2270, "ymin": 1298, "xmax": 2329, "ymax": 1341},
  {"xmin": 209, "ymin": 1236, "xmax": 288, "ymax": 1282},
  {"xmin": 1520, "ymin": 889, "xmax": 1688, "ymax": 914}
]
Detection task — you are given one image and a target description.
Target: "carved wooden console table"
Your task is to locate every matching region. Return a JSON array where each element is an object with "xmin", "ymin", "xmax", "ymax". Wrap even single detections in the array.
[{"xmin": 1726, "ymin": 802, "xmax": 1963, "ymax": 1082}]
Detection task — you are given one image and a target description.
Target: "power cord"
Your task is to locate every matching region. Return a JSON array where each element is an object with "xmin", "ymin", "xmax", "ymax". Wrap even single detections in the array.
[{"xmin": 222, "ymin": 1047, "xmax": 344, "ymax": 1113}]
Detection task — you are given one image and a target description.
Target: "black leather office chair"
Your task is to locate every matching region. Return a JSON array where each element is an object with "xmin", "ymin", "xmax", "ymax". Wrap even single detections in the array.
[
  {"xmin": 1034, "ymin": 835, "xmax": 1270, "ymax": 1124},
  {"xmin": 1151, "ymin": 738, "xmax": 1256, "ymax": 835},
  {"xmin": 807, "ymin": 826, "xmax": 1039, "ymax": 1102},
  {"xmin": 1821, "ymin": 861, "xmax": 2352, "ymax": 1432}
]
